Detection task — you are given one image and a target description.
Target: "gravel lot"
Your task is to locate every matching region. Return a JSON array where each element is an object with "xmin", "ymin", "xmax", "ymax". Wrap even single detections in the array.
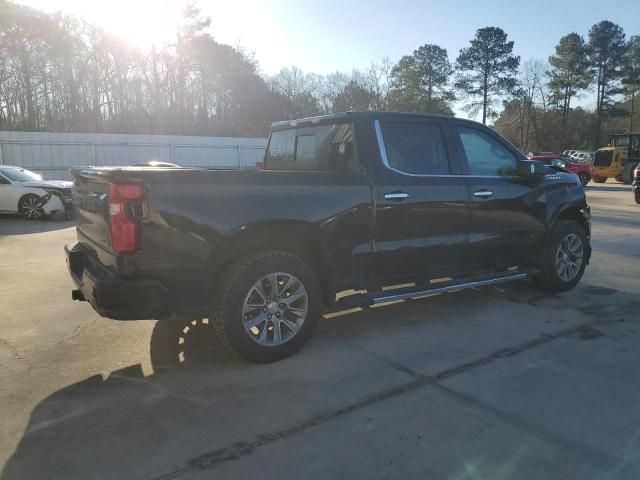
[{"xmin": 1, "ymin": 183, "xmax": 639, "ymax": 480}]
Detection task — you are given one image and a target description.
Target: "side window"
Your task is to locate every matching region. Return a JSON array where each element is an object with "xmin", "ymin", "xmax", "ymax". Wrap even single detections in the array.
[
  {"xmin": 265, "ymin": 123, "xmax": 357, "ymax": 171},
  {"xmin": 265, "ymin": 130, "xmax": 295, "ymax": 169},
  {"xmin": 457, "ymin": 127, "xmax": 517, "ymax": 176},
  {"xmin": 378, "ymin": 121, "xmax": 451, "ymax": 175},
  {"xmin": 295, "ymin": 135, "xmax": 316, "ymax": 163},
  {"xmin": 0, "ymin": 175, "xmax": 10, "ymax": 185}
]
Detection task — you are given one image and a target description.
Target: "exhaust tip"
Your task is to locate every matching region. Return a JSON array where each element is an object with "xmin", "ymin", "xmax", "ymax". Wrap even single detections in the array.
[{"xmin": 72, "ymin": 290, "xmax": 85, "ymax": 301}]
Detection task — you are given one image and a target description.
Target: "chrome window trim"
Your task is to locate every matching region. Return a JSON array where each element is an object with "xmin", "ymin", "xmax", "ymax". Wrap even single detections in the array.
[{"xmin": 373, "ymin": 119, "xmax": 505, "ymax": 179}]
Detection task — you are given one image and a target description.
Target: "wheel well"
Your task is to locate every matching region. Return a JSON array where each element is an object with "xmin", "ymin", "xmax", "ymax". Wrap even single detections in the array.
[
  {"xmin": 556, "ymin": 207, "xmax": 589, "ymax": 236},
  {"xmin": 206, "ymin": 222, "xmax": 336, "ymax": 306}
]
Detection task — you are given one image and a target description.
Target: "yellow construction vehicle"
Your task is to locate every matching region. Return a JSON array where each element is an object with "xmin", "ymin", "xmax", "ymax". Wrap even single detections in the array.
[{"xmin": 592, "ymin": 134, "xmax": 640, "ymax": 184}]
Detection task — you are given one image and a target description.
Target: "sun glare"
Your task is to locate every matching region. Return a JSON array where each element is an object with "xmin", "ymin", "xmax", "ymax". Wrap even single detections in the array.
[
  {"xmin": 79, "ymin": 0, "xmax": 184, "ymax": 50},
  {"xmin": 19, "ymin": 0, "xmax": 187, "ymax": 51}
]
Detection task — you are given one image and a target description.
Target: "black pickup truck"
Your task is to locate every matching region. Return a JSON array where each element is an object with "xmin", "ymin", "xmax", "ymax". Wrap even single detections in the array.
[{"xmin": 66, "ymin": 112, "xmax": 591, "ymax": 362}]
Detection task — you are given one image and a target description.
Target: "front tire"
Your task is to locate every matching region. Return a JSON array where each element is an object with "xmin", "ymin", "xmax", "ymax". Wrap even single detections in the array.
[
  {"xmin": 533, "ymin": 220, "xmax": 588, "ymax": 293},
  {"xmin": 635, "ymin": 191, "xmax": 640, "ymax": 205},
  {"xmin": 19, "ymin": 194, "xmax": 45, "ymax": 220},
  {"xmin": 593, "ymin": 176, "xmax": 607, "ymax": 184},
  {"xmin": 211, "ymin": 250, "xmax": 321, "ymax": 363}
]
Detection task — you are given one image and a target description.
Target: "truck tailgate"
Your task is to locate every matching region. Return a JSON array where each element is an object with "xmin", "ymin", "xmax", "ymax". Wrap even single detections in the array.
[{"xmin": 72, "ymin": 171, "xmax": 113, "ymax": 253}]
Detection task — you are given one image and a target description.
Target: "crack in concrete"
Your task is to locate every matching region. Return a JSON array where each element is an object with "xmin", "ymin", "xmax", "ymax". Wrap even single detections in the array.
[
  {"xmin": 0, "ymin": 338, "xmax": 24, "ymax": 367},
  {"xmin": 151, "ymin": 312, "xmax": 625, "ymax": 479}
]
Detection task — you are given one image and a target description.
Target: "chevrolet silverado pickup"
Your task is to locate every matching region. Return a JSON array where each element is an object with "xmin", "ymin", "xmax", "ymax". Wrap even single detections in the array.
[{"xmin": 65, "ymin": 112, "xmax": 591, "ymax": 362}]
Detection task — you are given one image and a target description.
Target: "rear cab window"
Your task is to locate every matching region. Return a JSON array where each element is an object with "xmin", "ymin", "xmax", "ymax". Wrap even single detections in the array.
[{"xmin": 265, "ymin": 123, "xmax": 358, "ymax": 172}]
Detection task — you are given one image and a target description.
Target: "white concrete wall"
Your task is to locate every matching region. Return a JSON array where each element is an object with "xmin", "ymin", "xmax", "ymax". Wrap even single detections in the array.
[{"xmin": 0, "ymin": 131, "xmax": 268, "ymax": 180}]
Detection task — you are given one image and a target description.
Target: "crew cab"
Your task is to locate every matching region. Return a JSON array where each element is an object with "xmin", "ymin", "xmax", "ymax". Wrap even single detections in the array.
[{"xmin": 65, "ymin": 112, "xmax": 591, "ymax": 362}]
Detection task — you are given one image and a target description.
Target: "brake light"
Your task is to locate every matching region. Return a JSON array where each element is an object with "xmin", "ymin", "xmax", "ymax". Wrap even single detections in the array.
[{"xmin": 109, "ymin": 183, "xmax": 143, "ymax": 252}]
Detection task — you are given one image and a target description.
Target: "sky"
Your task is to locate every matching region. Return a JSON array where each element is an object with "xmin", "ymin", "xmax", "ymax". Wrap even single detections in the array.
[{"xmin": 15, "ymin": 0, "xmax": 640, "ymax": 114}]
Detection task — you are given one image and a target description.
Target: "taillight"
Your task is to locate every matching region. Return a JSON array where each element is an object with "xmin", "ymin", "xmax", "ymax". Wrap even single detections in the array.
[{"xmin": 109, "ymin": 183, "xmax": 143, "ymax": 253}]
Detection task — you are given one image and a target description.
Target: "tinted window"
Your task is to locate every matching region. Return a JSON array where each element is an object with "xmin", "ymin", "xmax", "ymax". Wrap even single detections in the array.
[
  {"xmin": 458, "ymin": 127, "xmax": 517, "ymax": 176},
  {"xmin": 379, "ymin": 121, "xmax": 450, "ymax": 175},
  {"xmin": 266, "ymin": 130, "xmax": 295, "ymax": 167},
  {"xmin": 266, "ymin": 123, "xmax": 356, "ymax": 171},
  {"xmin": 295, "ymin": 135, "xmax": 316, "ymax": 163}
]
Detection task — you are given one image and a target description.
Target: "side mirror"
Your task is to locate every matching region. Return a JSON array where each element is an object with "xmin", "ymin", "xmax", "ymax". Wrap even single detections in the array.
[{"xmin": 517, "ymin": 160, "xmax": 545, "ymax": 178}]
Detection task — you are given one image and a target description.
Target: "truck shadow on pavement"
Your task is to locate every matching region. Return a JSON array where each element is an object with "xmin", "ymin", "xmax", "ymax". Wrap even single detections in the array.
[{"xmin": 3, "ymin": 280, "xmax": 639, "ymax": 480}]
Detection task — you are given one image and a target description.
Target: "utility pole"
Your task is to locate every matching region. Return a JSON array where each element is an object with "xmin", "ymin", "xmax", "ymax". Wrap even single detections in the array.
[{"xmin": 630, "ymin": 90, "xmax": 636, "ymax": 134}]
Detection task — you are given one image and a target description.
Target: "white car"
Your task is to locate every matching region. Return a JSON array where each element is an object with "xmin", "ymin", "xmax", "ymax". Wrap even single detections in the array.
[
  {"xmin": 571, "ymin": 151, "xmax": 593, "ymax": 164},
  {"xmin": 0, "ymin": 166, "xmax": 73, "ymax": 220}
]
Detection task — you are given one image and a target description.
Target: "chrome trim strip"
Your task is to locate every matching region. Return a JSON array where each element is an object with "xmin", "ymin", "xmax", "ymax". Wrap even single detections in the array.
[
  {"xmin": 473, "ymin": 190, "xmax": 494, "ymax": 197},
  {"xmin": 384, "ymin": 192, "xmax": 410, "ymax": 200},
  {"xmin": 371, "ymin": 272, "xmax": 528, "ymax": 304},
  {"xmin": 374, "ymin": 119, "xmax": 391, "ymax": 169}
]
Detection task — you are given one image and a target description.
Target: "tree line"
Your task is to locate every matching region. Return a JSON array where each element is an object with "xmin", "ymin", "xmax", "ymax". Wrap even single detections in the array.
[{"xmin": 0, "ymin": 0, "xmax": 638, "ymax": 151}]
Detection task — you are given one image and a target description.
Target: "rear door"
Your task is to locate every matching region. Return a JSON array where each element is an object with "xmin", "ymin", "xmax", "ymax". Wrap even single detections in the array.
[
  {"xmin": 371, "ymin": 117, "xmax": 470, "ymax": 283},
  {"xmin": 453, "ymin": 123, "xmax": 545, "ymax": 270}
]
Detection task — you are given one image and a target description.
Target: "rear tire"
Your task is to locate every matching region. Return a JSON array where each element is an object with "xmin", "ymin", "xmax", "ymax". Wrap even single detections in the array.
[
  {"xmin": 19, "ymin": 194, "xmax": 45, "ymax": 220},
  {"xmin": 578, "ymin": 172, "xmax": 590, "ymax": 186},
  {"xmin": 211, "ymin": 250, "xmax": 321, "ymax": 363},
  {"xmin": 635, "ymin": 191, "xmax": 640, "ymax": 205},
  {"xmin": 593, "ymin": 176, "xmax": 607, "ymax": 184},
  {"xmin": 533, "ymin": 220, "xmax": 588, "ymax": 293}
]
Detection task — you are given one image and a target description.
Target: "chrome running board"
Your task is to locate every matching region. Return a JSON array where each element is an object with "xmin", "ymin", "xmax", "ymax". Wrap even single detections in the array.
[{"xmin": 338, "ymin": 271, "xmax": 528, "ymax": 308}]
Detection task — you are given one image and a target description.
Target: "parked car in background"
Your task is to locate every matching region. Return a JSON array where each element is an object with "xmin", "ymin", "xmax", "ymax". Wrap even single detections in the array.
[
  {"xmin": 633, "ymin": 164, "xmax": 640, "ymax": 204},
  {"xmin": 571, "ymin": 152, "xmax": 593, "ymax": 164},
  {"xmin": 529, "ymin": 155, "xmax": 593, "ymax": 186},
  {"xmin": 65, "ymin": 112, "xmax": 591, "ymax": 362},
  {"xmin": 0, "ymin": 166, "xmax": 73, "ymax": 220}
]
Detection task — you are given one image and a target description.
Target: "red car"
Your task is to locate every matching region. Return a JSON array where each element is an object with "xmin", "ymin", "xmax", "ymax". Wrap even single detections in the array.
[
  {"xmin": 529, "ymin": 155, "xmax": 593, "ymax": 186},
  {"xmin": 632, "ymin": 164, "xmax": 640, "ymax": 204}
]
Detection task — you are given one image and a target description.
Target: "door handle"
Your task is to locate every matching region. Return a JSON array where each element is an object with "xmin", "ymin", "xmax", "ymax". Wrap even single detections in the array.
[
  {"xmin": 384, "ymin": 191, "xmax": 410, "ymax": 200},
  {"xmin": 473, "ymin": 190, "xmax": 494, "ymax": 198}
]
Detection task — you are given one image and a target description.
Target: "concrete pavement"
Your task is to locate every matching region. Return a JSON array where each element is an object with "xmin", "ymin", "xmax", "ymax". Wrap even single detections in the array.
[{"xmin": 0, "ymin": 184, "xmax": 639, "ymax": 479}]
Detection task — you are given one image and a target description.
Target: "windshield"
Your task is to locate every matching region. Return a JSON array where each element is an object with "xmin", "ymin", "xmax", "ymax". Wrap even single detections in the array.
[{"xmin": 0, "ymin": 168, "xmax": 42, "ymax": 182}]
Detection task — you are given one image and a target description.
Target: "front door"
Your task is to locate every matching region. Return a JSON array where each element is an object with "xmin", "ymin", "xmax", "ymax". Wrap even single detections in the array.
[
  {"xmin": 453, "ymin": 124, "xmax": 546, "ymax": 270},
  {"xmin": 371, "ymin": 118, "xmax": 470, "ymax": 284}
]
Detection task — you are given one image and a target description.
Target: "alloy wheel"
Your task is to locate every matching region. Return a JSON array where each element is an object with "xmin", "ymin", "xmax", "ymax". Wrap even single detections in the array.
[
  {"xmin": 241, "ymin": 272, "xmax": 308, "ymax": 346},
  {"xmin": 555, "ymin": 233, "xmax": 584, "ymax": 282},
  {"xmin": 22, "ymin": 196, "xmax": 44, "ymax": 219}
]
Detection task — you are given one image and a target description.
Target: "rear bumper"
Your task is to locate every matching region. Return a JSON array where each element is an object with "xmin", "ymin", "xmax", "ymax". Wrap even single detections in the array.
[{"xmin": 65, "ymin": 242, "xmax": 170, "ymax": 320}]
